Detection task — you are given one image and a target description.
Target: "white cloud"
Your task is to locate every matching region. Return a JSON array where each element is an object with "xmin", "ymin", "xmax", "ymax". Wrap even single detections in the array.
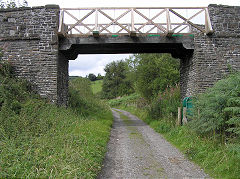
[{"xmin": 69, "ymin": 54, "xmax": 131, "ymax": 76}]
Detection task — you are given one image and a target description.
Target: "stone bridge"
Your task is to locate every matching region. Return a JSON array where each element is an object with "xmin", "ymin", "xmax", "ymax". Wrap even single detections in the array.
[{"xmin": 0, "ymin": 4, "xmax": 240, "ymax": 106}]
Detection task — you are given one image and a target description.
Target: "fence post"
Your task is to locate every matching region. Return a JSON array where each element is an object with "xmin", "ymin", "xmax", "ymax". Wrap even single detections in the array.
[
  {"xmin": 182, "ymin": 107, "xmax": 188, "ymax": 124},
  {"xmin": 197, "ymin": 108, "xmax": 200, "ymax": 120},
  {"xmin": 177, "ymin": 107, "xmax": 182, "ymax": 126}
]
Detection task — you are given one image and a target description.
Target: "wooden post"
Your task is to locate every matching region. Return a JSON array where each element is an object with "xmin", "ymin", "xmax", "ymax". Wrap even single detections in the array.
[
  {"xmin": 166, "ymin": 8, "xmax": 173, "ymax": 36},
  {"xmin": 177, "ymin": 107, "xmax": 182, "ymax": 126},
  {"xmin": 182, "ymin": 107, "xmax": 188, "ymax": 124},
  {"xmin": 131, "ymin": 8, "xmax": 135, "ymax": 32},
  {"xmin": 204, "ymin": 8, "xmax": 214, "ymax": 35},
  {"xmin": 197, "ymin": 108, "xmax": 200, "ymax": 120},
  {"xmin": 95, "ymin": 9, "xmax": 99, "ymax": 31}
]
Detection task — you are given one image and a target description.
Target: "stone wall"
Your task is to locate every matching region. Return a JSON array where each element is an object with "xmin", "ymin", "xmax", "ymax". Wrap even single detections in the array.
[
  {"xmin": 0, "ymin": 5, "xmax": 68, "ymax": 106},
  {"xmin": 181, "ymin": 4, "xmax": 240, "ymax": 98}
]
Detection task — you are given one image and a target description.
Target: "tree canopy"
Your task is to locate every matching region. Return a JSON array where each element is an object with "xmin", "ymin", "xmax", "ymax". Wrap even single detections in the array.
[
  {"xmin": 102, "ymin": 60, "xmax": 133, "ymax": 99},
  {"xmin": 0, "ymin": 0, "xmax": 28, "ymax": 8},
  {"xmin": 101, "ymin": 54, "xmax": 179, "ymax": 101}
]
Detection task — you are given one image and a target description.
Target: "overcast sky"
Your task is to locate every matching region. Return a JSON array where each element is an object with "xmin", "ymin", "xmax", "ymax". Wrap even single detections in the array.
[{"xmin": 27, "ymin": 0, "xmax": 239, "ymax": 77}]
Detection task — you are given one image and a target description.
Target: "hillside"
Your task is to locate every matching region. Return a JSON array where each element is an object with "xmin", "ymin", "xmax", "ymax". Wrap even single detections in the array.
[{"xmin": 0, "ymin": 63, "xmax": 112, "ymax": 178}]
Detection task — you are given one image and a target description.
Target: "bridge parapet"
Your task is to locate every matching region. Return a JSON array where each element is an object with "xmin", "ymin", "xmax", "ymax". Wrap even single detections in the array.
[{"xmin": 58, "ymin": 7, "xmax": 213, "ymax": 37}]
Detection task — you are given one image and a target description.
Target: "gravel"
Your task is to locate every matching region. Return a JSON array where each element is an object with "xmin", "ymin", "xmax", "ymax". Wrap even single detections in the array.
[{"xmin": 98, "ymin": 108, "xmax": 209, "ymax": 179}]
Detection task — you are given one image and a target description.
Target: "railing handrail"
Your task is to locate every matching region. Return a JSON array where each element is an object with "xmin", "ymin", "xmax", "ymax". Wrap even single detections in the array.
[{"xmin": 61, "ymin": 7, "xmax": 208, "ymax": 10}]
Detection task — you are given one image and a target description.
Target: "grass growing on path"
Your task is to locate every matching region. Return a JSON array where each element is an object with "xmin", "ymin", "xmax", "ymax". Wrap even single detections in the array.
[{"xmin": 91, "ymin": 80, "xmax": 103, "ymax": 94}]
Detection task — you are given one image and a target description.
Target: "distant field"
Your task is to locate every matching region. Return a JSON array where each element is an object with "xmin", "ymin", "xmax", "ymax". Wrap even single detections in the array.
[
  {"xmin": 91, "ymin": 80, "xmax": 103, "ymax": 94},
  {"xmin": 69, "ymin": 76, "xmax": 80, "ymax": 80}
]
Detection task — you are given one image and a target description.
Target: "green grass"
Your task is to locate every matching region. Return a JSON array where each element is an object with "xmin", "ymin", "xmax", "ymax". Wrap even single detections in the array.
[
  {"xmin": 119, "ymin": 105, "xmax": 240, "ymax": 178},
  {"xmin": 1, "ymin": 105, "xmax": 113, "ymax": 178},
  {"xmin": 0, "ymin": 65, "xmax": 113, "ymax": 178},
  {"xmin": 91, "ymin": 80, "xmax": 103, "ymax": 94},
  {"xmin": 108, "ymin": 93, "xmax": 140, "ymax": 107}
]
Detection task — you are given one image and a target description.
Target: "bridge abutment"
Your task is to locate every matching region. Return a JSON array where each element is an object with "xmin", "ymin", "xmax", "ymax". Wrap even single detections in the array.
[
  {"xmin": 181, "ymin": 4, "xmax": 240, "ymax": 98},
  {"xmin": 0, "ymin": 5, "xmax": 69, "ymax": 106}
]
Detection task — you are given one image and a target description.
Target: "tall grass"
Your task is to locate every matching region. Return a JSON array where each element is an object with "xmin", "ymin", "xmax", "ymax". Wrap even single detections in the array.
[{"xmin": 0, "ymin": 62, "xmax": 113, "ymax": 178}]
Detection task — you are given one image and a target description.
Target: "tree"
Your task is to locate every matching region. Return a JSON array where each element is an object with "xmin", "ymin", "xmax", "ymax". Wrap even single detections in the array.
[
  {"xmin": 0, "ymin": 0, "xmax": 28, "ymax": 8},
  {"xmin": 133, "ymin": 53, "xmax": 180, "ymax": 101},
  {"xmin": 102, "ymin": 60, "xmax": 133, "ymax": 99},
  {"xmin": 96, "ymin": 73, "xmax": 104, "ymax": 80},
  {"xmin": 88, "ymin": 73, "xmax": 97, "ymax": 81}
]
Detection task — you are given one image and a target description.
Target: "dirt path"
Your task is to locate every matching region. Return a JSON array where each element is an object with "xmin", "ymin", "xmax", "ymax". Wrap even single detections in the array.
[{"xmin": 98, "ymin": 109, "xmax": 209, "ymax": 179}]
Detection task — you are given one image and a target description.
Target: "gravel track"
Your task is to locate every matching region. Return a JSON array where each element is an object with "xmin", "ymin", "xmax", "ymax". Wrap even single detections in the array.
[{"xmin": 98, "ymin": 108, "xmax": 209, "ymax": 179}]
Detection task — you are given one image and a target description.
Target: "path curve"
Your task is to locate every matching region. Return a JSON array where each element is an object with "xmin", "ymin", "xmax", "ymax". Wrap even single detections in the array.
[{"xmin": 98, "ymin": 108, "xmax": 209, "ymax": 179}]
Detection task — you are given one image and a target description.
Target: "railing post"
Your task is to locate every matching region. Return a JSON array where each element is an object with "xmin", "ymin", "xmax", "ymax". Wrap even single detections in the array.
[
  {"xmin": 58, "ymin": 10, "xmax": 64, "ymax": 34},
  {"xmin": 130, "ymin": 8, "xmax": 136, "ymax": 37},
  {"xmin": 131, "ymin": 8, "xmax": 135, "ymax": 31},
  {"xmin": 95, "ymin": 9, "xmax": 99, "ymax": 31},
  {"xmin": 166, "ymin": 8, "xmax": 173, "ymax": 36},
  {"xmin": 205, "ymin": 8, "xmax": 214, "ymax": 35}
]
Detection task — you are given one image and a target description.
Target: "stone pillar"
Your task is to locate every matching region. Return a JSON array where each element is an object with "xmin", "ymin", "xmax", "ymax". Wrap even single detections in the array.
[{"xmin": 57, "ymin": 52, "xmax": 69, "ymax": 106}]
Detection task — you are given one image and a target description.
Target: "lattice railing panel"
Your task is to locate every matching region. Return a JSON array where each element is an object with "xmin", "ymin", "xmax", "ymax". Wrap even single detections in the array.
[{"xmin": 58, "ymin": 7, "xmax": 213, "ymax": 36}]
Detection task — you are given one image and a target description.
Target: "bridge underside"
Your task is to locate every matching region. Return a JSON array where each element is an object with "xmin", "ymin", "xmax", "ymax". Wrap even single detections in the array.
[{"xmin": 59, "ymin": 36, "xmax": 194, "ymax": 59}]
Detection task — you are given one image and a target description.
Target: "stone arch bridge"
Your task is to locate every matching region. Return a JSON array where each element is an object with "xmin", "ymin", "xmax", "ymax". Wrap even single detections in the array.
[{"xmin": 0, "ymin": 4, "xmax": 239, "ymax": 106}]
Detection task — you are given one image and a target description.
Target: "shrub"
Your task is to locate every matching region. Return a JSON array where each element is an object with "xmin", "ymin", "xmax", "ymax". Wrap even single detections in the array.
[
  {"xmin": 148, "ymin": 85, "xmax": 181, "ymax": 125},
  {"xmin": 69, "ymin": 77, "xmax": 109, "ymax": 116},
  {"xmin": 190, "ymin": 72, "xmax": 240, "ymax": 140}
]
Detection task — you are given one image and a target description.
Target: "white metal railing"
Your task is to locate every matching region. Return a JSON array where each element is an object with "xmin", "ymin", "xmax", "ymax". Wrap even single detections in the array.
[{"xmin": 58, "ymin": 7, "xmax": 213, "ymax": 36}]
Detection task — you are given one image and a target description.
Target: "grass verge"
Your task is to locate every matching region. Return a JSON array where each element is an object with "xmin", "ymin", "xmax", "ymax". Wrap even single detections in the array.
[{"xmin": 0, "ymin": 66, "xmax": 113, "ymax": 178}]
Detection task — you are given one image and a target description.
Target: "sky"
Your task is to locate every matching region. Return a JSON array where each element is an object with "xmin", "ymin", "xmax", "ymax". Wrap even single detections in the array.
[{"xmin": 26, "ymin": 0, "xmax": 239, "ymax": 77}]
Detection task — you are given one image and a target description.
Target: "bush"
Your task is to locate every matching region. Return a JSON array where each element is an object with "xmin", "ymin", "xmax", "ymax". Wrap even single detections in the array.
[
  {"xmin": 69, "ymin": 77, "xmax": 109, "ymax": 116},
  {"xmin": 148, "ymin": 85, "xmax": 181, "ymax": 125},
  {"xmin": 190, "ymin": 72, "xmax": 240, "ymax": 140}
]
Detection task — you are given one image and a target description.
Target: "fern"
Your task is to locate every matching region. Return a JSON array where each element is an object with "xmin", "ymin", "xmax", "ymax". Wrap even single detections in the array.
[{"xmin": 190, "ymin": 72, "xmax": 240, "ymax": 139}]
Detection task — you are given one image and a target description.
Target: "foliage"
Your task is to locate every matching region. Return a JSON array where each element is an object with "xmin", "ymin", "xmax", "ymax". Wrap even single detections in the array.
[
  {"xmin": 102, "ymin": 60, "xmax": 133, "ymax": 99},
  {"xmin": 0, "ymin": 0, "xmax": 28, "ymax": 8},
  {"xmin": 190, "ymin": 72, "xmax": 240, "ymax": 140},
  {"xmin": 96, "ymin": 73, "xmax": 104, "ymax": 80},
  {"xmin": 108, "ymin": 93, "xmax": 141, "ymax": 107},
  {"xmin": 148, "ymin": 85, "xmax": 181, "ymax": 125},
  {"xmin": 0, "ymin": 57, "xmax": 112, "ymax": 177},
  {"xmin": 69, "ymin": 77, "xmax": 109, "ymax": 116},
  {"xmin": 133, "ymin": 53, "xmax": 179, "ymax": 101},
  {"xmin": 88, "ymin": 73, "xmax": 97, "ymax": 81}
]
